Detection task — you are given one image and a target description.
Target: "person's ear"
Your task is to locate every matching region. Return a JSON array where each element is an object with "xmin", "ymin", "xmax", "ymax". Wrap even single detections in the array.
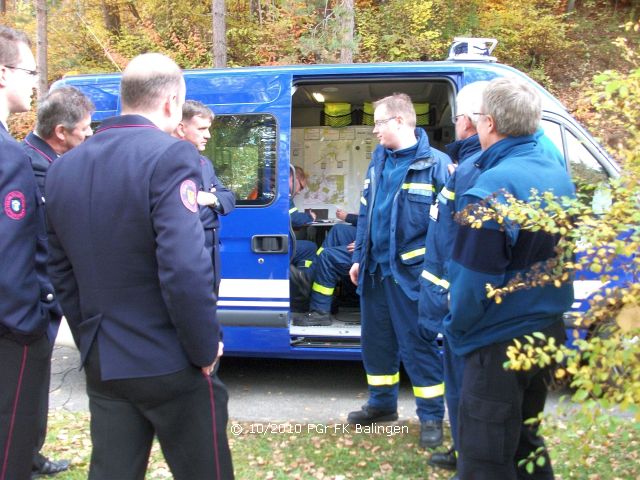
[
  {"xmin": 53, "ymin": 124, "xmax": 66, "ymax": 143},
  {"xmin": 175, "ymin": 121, "xmax": 185, "ymax": 138}
]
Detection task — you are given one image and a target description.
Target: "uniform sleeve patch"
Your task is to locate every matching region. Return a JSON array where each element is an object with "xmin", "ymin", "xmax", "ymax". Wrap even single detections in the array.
[
  {"xmin": 4, "ymin": 191, "xmax": 26, "ymax": 220},
  {"xmin": 179, "ymin": 179, "xmax": 198, "ymax": 213}
]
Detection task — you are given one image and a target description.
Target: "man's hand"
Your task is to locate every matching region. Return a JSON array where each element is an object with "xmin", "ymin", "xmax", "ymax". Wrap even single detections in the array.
[
  {"xmin": 336, "ymin": 208, "xmax": 348, "ymax": 221},
  {"xmin": 349, "ymin": 262, "xmax": 359, "ymax": 286},
  {"xmin": 346, "ymin": 241, "xmax": 355, "ymax": 253},
  {"xmin": 201, "ymin": 341, "xmax": 224, "ymax": 375}
]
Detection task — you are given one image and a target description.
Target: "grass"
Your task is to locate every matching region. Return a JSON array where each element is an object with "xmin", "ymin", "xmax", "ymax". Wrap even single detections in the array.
[{"xmin": 43, "ymin": 408, "xmax": 639, "ymax": 479}]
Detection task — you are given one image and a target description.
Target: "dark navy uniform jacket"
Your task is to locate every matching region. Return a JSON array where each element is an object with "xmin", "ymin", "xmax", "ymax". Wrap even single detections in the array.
[
  {"xmin": 198, "ymin": 156, "xmax": 235, "ymax": 291},
  {"xmin": 21, "ymin": 132, "xmax": 64, "ymax": 339},
  {"xmin": 22, "ymin": 132, "xmax": 56, "ymax": 195},
  {"xmin": 0, "ymin": 124, "xmax": 54, "ymax": 342},
  {"xmin": 45, "ymin": 115, "xmax": 220, "ymax": 381}
]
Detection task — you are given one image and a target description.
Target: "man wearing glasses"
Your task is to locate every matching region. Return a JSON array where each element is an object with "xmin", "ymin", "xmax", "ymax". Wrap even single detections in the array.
[
  {"xmin": 1, "ymin": 26, "xmax": 56, "ymax": 479},
  {"xmin": 347, "ymin": 93, "xmax": 451, "ymax": 449},
  {"xmin": 445, "ymin": 77, "xmax": 574, "ymax": 479}
]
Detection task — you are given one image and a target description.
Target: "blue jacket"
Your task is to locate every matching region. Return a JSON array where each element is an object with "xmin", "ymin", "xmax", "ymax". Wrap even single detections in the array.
[
  {"xmin": 198, "ymin": 155, "xmax": 235, "ymax": 231},
  {"xmin": 46, "ymin": 115, "xmax": 220, "ymax": 380},
  {"xmin": 22, "ymin": 132, "xmax": 57, "ymax": 196},
  {"xmin": 21, "ymin": 132, "xmax": 64, "ymax": 339},
  {"xmin": 289, "ymin": 198, "xmax": 314, "ymax": 228},
  {"xmin": 352, "ymin": 128, "xmax": 451, "ymax": 300},
  {"xmin": 444, "ymin": 133, "xmax": 575, "ymax": 356},
  {"xmin": 418, "ymin": 135, "xmax": 481, "ymax": 333},
  {"xmin": 0, "ymin": 124, "xmax": 54, "ymax": 342}
]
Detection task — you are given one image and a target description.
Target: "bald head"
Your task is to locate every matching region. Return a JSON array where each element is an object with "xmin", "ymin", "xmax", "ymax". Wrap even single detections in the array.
[{"xmin": 121, "ymin": 53, "xmax": 184, "ymax": 113}]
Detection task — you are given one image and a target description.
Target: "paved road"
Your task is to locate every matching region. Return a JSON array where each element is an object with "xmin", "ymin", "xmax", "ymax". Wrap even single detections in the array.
[{"xmin": 49, "ymin": 343, "xmax": 579, "ymax": 424}]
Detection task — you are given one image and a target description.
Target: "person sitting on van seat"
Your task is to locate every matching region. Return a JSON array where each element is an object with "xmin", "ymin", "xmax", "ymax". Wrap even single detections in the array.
[
  {"xmin": 348, "ymin": 93, "xmax": 451, "ymax": 450},
  {"xmin": 289, "ymin": 165, "xmax": 317, "ymax": 267},
  {"xmin": 174, "ymin": 100, "xmax": 235, "ymax": 295},
  {"xmin": 293, "ymin": 209, "xmax": 358, "ymax": 327},
  {"xmin": 445, "ymin": 77, "xmax": 574, "ymax": 480}
]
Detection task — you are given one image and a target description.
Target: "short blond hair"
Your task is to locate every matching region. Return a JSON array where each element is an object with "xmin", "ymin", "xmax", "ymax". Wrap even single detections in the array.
[{"xmin": 373, "ymin": 93, "xmax": 416, "ymax": 128}]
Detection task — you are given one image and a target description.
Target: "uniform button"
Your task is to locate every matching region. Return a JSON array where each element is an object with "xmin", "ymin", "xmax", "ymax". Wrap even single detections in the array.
[{"xmin": 46, "ymin": 293, "xmax": 54, "ymax": 302}]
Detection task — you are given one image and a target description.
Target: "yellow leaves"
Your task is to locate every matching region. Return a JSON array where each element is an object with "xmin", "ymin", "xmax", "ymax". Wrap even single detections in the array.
[{"xmin": 615, "ymin": 303, "xmax": 640, "ymax": 333}]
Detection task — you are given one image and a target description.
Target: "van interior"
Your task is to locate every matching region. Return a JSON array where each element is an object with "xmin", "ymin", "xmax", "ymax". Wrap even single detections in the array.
[{"xmin": 288, "ymin": 78, "xmax": 456, "ymax": 347}]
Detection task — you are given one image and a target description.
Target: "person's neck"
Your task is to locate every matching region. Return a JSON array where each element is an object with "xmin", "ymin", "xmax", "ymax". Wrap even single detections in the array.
[
  {"xmin": 0, "ymin": 99, "xmax": 9, "ymax": 130},
  {"xmin": 394, "ymin": 130, "xmax": 418, "ymax": 151},
  {"xmin": 121, "ymin": 109, "xmax": 168, "ymax": 132}
]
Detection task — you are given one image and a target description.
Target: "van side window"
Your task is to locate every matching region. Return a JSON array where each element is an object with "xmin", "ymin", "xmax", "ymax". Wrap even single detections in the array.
[
  {"xmin": 205, "ymin": 114, "xmax": 277, "ymax": 206},
  {"xmin": 541, "ymin": 118, "xmax": 611, "ymax": 212}
]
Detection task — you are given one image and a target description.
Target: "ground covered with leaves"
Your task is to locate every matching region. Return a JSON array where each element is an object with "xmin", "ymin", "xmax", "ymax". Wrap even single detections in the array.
[{"xmin": 43, "ymin": 406, "xmax": 638, "ymax": 479}]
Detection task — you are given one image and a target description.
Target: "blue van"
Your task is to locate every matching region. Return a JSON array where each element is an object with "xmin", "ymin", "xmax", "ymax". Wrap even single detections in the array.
[{"xmin": 54, "ymin": 38, "xmax": 622, "ymax": 360}]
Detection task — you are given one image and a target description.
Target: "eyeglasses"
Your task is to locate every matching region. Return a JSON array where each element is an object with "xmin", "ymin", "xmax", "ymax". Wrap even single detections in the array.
[
  {"xmin": 454, "ymin": 114, "xmax": 465, "ymax": 120},
  {"xmin": 473, "ymin": 112, "xmax": 490, "ymax": 117},
  {"xmin": 373, "ymin": 117, "xmax": 396, "ymax": 127},
  {"xmin": 4, "ymin": 65, "xmax": 38, "ymax": 77}
]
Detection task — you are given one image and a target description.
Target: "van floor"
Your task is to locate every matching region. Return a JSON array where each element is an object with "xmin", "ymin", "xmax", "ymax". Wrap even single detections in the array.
[{"xmin": 290, "ymin": 307, "xmax": 361, "ymax": 337}]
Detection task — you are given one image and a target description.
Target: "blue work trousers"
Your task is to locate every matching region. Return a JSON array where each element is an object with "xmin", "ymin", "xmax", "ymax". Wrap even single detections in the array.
[
  {"xmin": 361, "ymin": 270, "xmax": 444, "ymax": 422},
  {"xmin": 323, "ymin": 223, "xmax": 356, "ymax": 249},
  {"xmin": 309, "ymin": 246, "xmax": 352, "ymax": 313},
  {"xmin": 292, "ymin": 239, "xmax": 317, "ymax": 269}
]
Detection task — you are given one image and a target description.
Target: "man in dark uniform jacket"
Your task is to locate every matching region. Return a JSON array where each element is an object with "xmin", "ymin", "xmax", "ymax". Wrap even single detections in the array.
[
  {"xmin": 22, "ymin": 85, "xmax": 94, "ymax": 477},
  {"xmin": 46, "ymin": 53, "xmax": 234, "ymax": 480},
  {"xmin": 173, "ymin": 100, "xmax": 235, "ymax": 295},
  {"xmin": 0, "ymin": 26, "xmax": 54, "ymax": 480}
]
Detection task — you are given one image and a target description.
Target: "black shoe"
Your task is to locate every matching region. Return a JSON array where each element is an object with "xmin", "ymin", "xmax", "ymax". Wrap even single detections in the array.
[
  {"xmin": 293, "ymin": 310, "xmax": 332, "ymax": 326},
  {"xmin": 419, "ymin": 419, "xmax": 444, "ymax": 448},
  {"xmin": 347, "ymin": 404, "xmax": 398, "ymax": 426},
  {"xmin": 289, "ymin": 265, "xmax": 312, "ymax": 297},
  {"xmin": 428, "ymin": 448, "xmax": 457, "ymax": 471},
  {"xmin": 32, "ymin": 458, "xmax": 70, "ymax": 477}
]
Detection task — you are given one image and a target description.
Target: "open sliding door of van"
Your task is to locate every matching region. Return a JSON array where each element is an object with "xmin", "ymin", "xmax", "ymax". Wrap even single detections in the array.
[{"xmin": 184, "ymin": 71, "xmax": 295, "ymax": 357}]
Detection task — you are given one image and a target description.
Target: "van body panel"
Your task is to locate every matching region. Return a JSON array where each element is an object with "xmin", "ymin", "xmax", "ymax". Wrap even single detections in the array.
[{"xmin": 53, "ymin": 59, "xmax": 619, "ymax": 360}]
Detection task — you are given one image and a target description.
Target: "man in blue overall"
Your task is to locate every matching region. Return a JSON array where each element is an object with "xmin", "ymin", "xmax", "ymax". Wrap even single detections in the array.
[
  {"xmin": 0, "ymin": 26, "xmax": 55, "ymax": 480},
  {"xmin": 446, "ymin": 77, "xmax": 574, "ymax": 479},
  {"xmin": 174, "ymin": 100, "xmax": 236, "ymax": 295},
  {"xmin": 293, "ymin": 211, "xmax": 358, "ymax": 326},
  {"xmin": 46, "ymin": 53, "xmax": 233, "ymax": 479},
  {"xmin": 348, "ymin": 93, "xmax": 451, "ymax": 448},
  {"xmin": 22, "ymin": 85, "xmax": 94, "ymax": 478}
]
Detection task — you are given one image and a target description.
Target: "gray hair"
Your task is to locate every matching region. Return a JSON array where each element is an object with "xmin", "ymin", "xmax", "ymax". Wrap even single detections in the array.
[
  {"xmin": 456, "ymin": 81, "xmax": 490, "ymax": 128},
  {"xmin": 0, "ymin": 26, "xmax": 31, "ymax": 66},
  {"xmin": 481, "ymin": 77, "xmax": 541, "ymax": 137},
  {"xmin": 121, "ymin": 53, "xmax": 183, "ymax": 112},
  {"xmin": 36, "ymin": 86, "xmax": 95, "ymax": 138},
  {"xmin": 182, "ymin": 100, "xmax": 213, "ymax": 122},
  {"xmin": 373, "ymin": 93, "xmax": 417, "ymax": 128}
]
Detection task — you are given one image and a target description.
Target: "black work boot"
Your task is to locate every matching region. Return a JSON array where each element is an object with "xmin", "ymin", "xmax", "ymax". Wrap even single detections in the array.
[
  {"xmin": 419, "ymin": 419, "xmax": 444, "ymax": 448},
  {"xmin": 428, "ymin": 447, "xmax": 457, "ymax": 471},
  {"xmin": 347, "ymin": 404, "xmax": 398, "ymax": 426},
  {"xmin": 293, "ymin": 310, "xmax": 332, "ymax": 326}
]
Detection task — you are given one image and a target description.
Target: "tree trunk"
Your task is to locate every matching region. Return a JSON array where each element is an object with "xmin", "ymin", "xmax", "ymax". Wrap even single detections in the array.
[
  {"xmin": 566, "ymin": 0, "xmax": 576, "ymax": 12},
  {"xmin": 0, "ymin": 0, "xmax": 6, "ymax": 14},
  {"xmin": 36, "ymin": 0, "xmax": 48, "ymax": 98},
  {"xmin": 101, "ymin": 0, "xmax": 121, "ymax": 35},
  {"xmin": 212, "ymin": 0, "xmax": 227, "ymax": 68},
  {"xmin": 339, "ymin": 0, "xmax": 354, "ymax": 63}
]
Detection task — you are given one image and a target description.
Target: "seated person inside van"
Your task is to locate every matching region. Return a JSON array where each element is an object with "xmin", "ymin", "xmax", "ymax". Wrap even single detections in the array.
[
  {"xmin": 293, "ymin": 209, "xmax": 358, "ymax": 326},
  {"xmin": 289, "ymin": 166, "xmax": 316, "ymax": 267}
]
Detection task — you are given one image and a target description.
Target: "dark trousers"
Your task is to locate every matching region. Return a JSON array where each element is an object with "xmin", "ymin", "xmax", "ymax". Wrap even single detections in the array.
[
  {"xmin": 457, "ymin": 320, "xmax": 565, "ymax": 480},
  {"xmin": 443, "ymin": 336, "xmax": 464, "ymax": 449},
  {"xmin": 0, "ymin": 335, "xmax": 50, "ymax": 480},
  {"xmin": 361, "ymin": 271, "xmax": 444, "ymax": 421},
  {"xmin": 32, "ymin": 349, "xmax": 53, "ymax": 470},
  {"xmin": 84, "ymin": 347, "xmax": 234, "ymax": 480}
]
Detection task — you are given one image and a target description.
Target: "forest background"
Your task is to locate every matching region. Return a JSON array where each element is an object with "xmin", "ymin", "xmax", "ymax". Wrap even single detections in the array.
[{"xmin": 0, "ymin": 0, "xmax": 638, "ymax": 156}]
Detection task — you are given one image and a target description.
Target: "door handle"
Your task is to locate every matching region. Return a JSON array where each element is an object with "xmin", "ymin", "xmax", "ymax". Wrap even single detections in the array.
[{"xmin": 251, "ymin": 235, "xmax": 289, "ymax": 254}]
